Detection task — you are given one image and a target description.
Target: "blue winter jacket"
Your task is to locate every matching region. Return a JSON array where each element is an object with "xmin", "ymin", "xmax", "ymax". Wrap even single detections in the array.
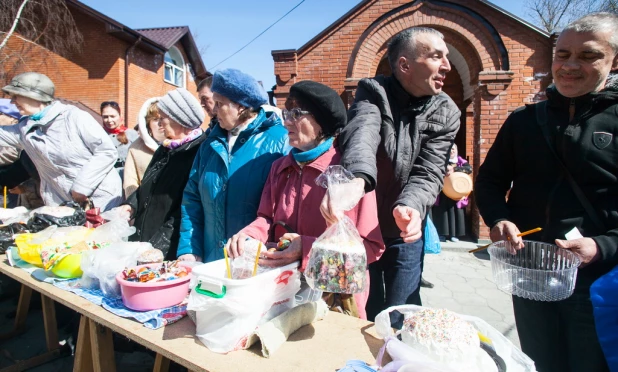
[{"xmin": 177, "ymin": 108, "xmax": 289, "ymax": 262}]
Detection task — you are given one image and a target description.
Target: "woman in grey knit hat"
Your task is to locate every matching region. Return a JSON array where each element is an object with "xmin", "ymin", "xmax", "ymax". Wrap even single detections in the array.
[{"xmin": 120, "ymin": 88, "xmax": 207, "ymax": 260}]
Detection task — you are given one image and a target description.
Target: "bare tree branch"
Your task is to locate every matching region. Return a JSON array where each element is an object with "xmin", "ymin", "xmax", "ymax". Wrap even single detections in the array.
[
  {"xmin": 526, "ymin": 0, "xmax": 618, "ymax": 32},
  {"xmin": 598, "ymin": 0, "xmax": 618, "ymax": 12},
  {"xmin": 0, "ymin": 0, "xmax": 29, "ymax": 51},
  {"xmin": 0, "ymin": 0, "xmax": 82, "ymax": 85}
]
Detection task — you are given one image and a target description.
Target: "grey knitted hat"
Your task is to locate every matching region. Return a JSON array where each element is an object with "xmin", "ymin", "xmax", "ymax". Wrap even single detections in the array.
[{"xmin": 157, "ymin": 88, "xmax": 205, "ymax": 129}]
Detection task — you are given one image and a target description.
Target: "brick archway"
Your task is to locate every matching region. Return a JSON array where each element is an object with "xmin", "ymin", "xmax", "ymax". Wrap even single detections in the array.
[
  {"xmin": 341, "ymin": 0, "xmax": 518, "ymax": 241},
  {"xmin": 346, "ymin": 0, "xmax": 509, "ymax": 81}
]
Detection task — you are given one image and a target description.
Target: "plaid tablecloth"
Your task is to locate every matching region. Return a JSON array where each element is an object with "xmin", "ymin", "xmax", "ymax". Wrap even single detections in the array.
[{"xmin": 53, "ymin": 279, "xmax": 187, "ymax": 329}]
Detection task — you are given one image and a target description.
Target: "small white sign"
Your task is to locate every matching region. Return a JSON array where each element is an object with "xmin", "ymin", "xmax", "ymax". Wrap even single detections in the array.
[{"xmin": 565, "ymin": 227, "xmax": 584, "ymax": 241}]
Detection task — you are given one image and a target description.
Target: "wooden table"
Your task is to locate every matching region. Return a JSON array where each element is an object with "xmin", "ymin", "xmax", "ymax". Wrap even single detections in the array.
[{"xmin": 0, "ymin": 256, "xmax": 385, "ymax": 372}]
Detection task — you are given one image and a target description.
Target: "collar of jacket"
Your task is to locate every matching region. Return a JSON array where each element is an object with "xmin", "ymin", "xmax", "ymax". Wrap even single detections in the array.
[
  {"xmin": 22, "ymin": 101, "xmax": 64, "ymax": 133},
  {"xmin": 546, "ymin": 73, "xmax": 618, "ymax": 110},
  {"xmin": 276, "ymin": 142, "xmax": 339, "ymax": 175},
  {"xmin": 209, "ymin": 107, "xmax": 278, "ymax": 145},
  {"xmin": 387, "ymin": 75, "xmax": 434, "ymax": 113}
]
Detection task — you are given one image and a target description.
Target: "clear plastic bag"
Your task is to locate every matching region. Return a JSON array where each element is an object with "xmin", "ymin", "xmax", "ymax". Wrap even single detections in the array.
[
  {"xmin": 230, "ymin": 237, "xmax": 263, "ymax": 279},
  {"xmin": 0, "ymin": 206, "xmax": 30, "ymax": 225},
  {"xmin": 305, "ymin": 166, "xmax": 367, "ymax": 294},
  {"xmin": 314, "ymin": 165, "xmax": 364, "ymax": 214},
  {"xmin": 100, "ymin": 207, "xmax": 131, "ymax": 222},
  {"xmin": 88, "ymin": 218, "xmax": 135, "ymax": 243},
  {"xmin": 79, "ymin": 242, "xmax": 151, "ymax": 298}
]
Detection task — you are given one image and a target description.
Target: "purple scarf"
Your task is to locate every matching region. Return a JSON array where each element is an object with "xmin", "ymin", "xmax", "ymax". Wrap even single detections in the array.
[{"xmin": 162, "ymin": 129, "xmax": 203, "ymax": 150}]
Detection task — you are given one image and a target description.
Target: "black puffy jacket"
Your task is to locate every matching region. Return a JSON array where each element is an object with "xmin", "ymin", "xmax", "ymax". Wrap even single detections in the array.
[
  {"xmin": 125, "ymin": 133, "xmax": 207, "ymax": 260},
  {"xmin": 340, "ymin": 75, "xmax": 461, "ymax": 239}
]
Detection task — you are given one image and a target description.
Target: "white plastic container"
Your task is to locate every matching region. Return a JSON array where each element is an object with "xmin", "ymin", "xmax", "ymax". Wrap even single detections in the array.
[
  {"xmin": 488, "ymin": 240, "xmax": 580, "ymax": 302},
  {"xmin": 188, "ymin": 259, "xmax": 301, "ymax": 353}
]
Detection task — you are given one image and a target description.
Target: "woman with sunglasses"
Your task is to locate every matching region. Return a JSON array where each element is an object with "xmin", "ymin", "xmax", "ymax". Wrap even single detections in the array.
[
  {"xmin": 100, "ymin": 101, "xmax": 139, "ymax": 182},
  {"xmin": 0, "ymin": 72, "xmax": 122, "ymax": 210},
  {"xmin": 226, "ymin": 81, "xmax": 384, "ymax": 319},
  {"xmin": 176, "ymin": 68, "xmax": 288, "ymax": 263}
]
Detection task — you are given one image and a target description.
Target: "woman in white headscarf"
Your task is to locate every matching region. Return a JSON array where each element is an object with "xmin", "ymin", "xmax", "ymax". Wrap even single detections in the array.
[{"xmin": 123, "ymin": 98, "xmax": 167, "ymax": 197}]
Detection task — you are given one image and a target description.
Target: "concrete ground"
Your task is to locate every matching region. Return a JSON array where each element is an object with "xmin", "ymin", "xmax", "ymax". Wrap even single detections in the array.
[
  {"xmin": 0, "ymin": 244, "xmax": 520, "ymax": 370},
  {"xmin": 422, "ymin": 248, "xmax": 520, "ymax": 347}
]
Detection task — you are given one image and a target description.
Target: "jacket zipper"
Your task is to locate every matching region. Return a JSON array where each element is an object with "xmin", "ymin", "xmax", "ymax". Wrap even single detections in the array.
[
  {"xmin": 569, "ymin": 100, "xmax": 575, "ymax": 122},
  {"xmin": 544, "ymin": 99, "xmax": 577, "ymax": 239}
]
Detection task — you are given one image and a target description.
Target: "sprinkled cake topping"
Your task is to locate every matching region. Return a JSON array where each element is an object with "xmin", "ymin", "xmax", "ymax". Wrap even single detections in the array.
[{"xmin": 401, "ymin": 308, "xmax": 480, "ymax": 365}]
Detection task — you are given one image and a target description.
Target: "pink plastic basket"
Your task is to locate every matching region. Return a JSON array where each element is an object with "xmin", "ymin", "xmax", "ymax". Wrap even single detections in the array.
[{"xmin": 116, "ymin": 263, "xmax": 192, "ymax": 311}]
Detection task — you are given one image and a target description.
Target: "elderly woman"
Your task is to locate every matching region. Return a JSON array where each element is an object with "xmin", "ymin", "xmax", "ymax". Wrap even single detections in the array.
[
  {"xmin": 123, "ymin": 97, "xmax": 166, "ymax": 196},
  {"xmin": 430, "ymin": 143, "xmax": 472, "ymax": 242},
  {"xmin": 177, "ymin": 68, "xmax": 288, "ymax": 262},
  {"xmin": 121, "ymin": 89, "xmax": 206, "ymax": 259},
  {"xmin": 227, "ymin": 81, "xmax": 384, "ymax": 319},
  {"xmin": 0, "ymin": 72, "xmax": 121, "ymax": 210}
]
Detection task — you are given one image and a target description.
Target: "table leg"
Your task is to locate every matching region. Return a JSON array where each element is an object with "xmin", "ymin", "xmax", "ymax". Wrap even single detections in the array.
[
  {"xmin": 73, "ymin": 316, "xmax": 93, "ymax": 372},
  {"xmin": 40, "ymin": 294, "xmax": 59, "ymax": 351},
  {"xmin": 88, "ymin": 319, "xmax": 116, "ymax": 372},
  {"xmin": 153, "ymin": 354, "xmax": 170, "ymax": 372},
  {"xmin": 0, "ymin": 285, "xmax": 32, "ymax": 341}
]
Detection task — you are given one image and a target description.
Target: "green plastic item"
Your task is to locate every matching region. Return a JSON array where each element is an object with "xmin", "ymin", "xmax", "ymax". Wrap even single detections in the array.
[{"xmin": 194, "ymin": 282, "xmax": 227, "ymax": 298}]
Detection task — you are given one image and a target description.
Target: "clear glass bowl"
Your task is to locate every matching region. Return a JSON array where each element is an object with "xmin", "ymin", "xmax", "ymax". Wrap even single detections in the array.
[{"xmin": 488, "ymin": 240, "xmax": 581, "ymax": 301}]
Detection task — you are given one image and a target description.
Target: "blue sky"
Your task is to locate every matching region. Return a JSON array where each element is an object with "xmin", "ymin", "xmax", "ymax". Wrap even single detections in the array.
[{"xmin": 80, "ymin": 0, "xmax": 528, "ymax": 89}]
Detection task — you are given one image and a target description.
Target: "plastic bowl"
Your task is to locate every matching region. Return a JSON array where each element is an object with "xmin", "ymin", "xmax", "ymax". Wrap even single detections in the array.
[
  {"xmin": 116, "ymin": 264, "xmax": 192, "ymax": 311},
  {"xmin": 14, "ymin": 233, "xmax": 43, "ymax": 267},
  {"xmin": 50, "ymin": 253, "xmax": 83, "ymax": 279},
  {"xmin": 488, "ymin": 240, "xmax": 580, "ymax": 301}
]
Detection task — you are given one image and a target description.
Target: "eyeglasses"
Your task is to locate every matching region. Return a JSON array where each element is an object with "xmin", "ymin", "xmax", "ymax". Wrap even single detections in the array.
[{"xmin": 282, "ymin": 108, "xmax": 311, "ymax": 121}]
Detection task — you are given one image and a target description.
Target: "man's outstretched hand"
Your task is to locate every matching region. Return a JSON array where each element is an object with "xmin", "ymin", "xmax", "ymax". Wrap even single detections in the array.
[{"xmin": 393, "ymin": 205, "xmax": 422, "ymax": 243}]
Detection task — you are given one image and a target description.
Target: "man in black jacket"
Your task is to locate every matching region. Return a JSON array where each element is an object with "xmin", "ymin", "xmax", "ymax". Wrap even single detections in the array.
[
  {"xmin": 322, "ymin": 27, "xmax": 460, "ymax": 327},
  {"xmin": 475, "ymin": 13, "xmax": 618, "ymax": 372}
]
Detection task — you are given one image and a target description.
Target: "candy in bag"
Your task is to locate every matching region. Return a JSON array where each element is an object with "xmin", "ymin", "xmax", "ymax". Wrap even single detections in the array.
[{"xmin": 305, "ymin": 166, "xmax": 367, "ymax": 294}]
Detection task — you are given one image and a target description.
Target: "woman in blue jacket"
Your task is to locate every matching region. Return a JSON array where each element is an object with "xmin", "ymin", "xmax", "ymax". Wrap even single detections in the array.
[{"xmin": 177, "ymin": 69, "xmax": 288, "ymax": 262}]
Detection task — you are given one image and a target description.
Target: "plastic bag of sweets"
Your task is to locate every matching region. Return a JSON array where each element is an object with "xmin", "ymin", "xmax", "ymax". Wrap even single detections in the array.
[
  {"xmin": 230, "ymin": 237, "xmax": 263, "ymax": 279},
  {"xmin": 305, "ymin": 166, "xmax": 367, "ymax": 294}
]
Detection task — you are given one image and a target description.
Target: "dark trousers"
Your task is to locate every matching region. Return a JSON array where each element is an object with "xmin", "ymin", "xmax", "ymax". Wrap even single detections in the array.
[
  {"xmin": 512, "ymin": 290, "xmax": 609, "ymax": 372},
  {"xmin": 365, "ymin": 236, "xmax": 424, "ymax": 328}
]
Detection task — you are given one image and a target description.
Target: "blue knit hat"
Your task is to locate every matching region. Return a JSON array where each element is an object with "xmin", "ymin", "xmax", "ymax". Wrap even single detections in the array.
[{"xmin": 211, "ymin": 69, "xmax": 268, "ymax": 109}]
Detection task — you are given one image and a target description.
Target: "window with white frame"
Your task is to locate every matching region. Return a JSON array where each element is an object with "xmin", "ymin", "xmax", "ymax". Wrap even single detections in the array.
[{"xmin": 164, "ymin": 47, "xmax": 185, "ymax": 87}]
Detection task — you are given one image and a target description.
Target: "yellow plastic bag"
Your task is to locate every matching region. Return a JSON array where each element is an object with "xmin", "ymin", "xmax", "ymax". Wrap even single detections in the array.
[{"xmin": 15, "ymin": 226, "xmax": 93, "ymax": 267}]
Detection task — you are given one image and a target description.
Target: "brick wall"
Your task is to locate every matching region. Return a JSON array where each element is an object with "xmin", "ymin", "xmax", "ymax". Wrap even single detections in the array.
[
  {"xmin": 273, "ymin": 0, "xmax": 552, "ymax": 240},
  {"xmin": 2, "ymin": 6, "xmax": 202, "ymax": 128}
]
